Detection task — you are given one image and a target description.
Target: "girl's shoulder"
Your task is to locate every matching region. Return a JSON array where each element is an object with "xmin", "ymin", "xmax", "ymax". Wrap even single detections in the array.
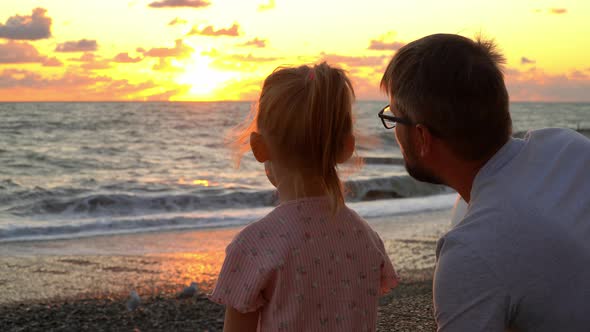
[
  {"xmin": 339, "ymin": 206, "xmax": 387, "ymax": 246},
  {"xmin": 231, "ymin": 212, "xmax": 277, "ymax": 244},
  {"xmin": 228, "ymin": 202, "xmax": 300, "ymax": 247}
]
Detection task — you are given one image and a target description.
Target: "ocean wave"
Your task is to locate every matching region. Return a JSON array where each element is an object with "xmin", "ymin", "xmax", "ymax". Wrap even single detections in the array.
[
  {"xmin": 361, "ymin": 156, "xmax": 404, "ymax": 165},
  {"xmin": 0, "ymin": 193, "xmax": 457, "ymax": 243},
  {"xmin": 0, "ymin": 186, "xmax": 88, "ymax": 207},
  {"xmin": 347, "ymin": 175, "xmax": 450, "ymax": 201},
  {"xmin": 0, "ymin": 211, "xmax": 260, "ymax": 243},
  {"xmin": 5, "ymin": 175, "xmax": 450, "ymax": 219},
  {"xmin": 0, "ymin": 179, "xmax": 23, "ymax": 190},
  {"xmin": 7, "ymin": 190, "xmax": 278, "ymax": 218}
]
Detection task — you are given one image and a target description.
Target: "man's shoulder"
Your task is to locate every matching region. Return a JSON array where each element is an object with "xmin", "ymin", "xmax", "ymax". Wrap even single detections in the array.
[
  {"xmin": 525, "ymin": 127, "xmax": 590, "ymax": 148},
  {"xmin": 437, "ymin": 206, "xmax": 514, "ymax": 260}
]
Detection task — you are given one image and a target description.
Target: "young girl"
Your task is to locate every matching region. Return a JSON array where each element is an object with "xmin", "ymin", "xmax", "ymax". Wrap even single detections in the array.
[{"xmin": 209, "ymin": 62, "xmax": 398, "ymax": 331}]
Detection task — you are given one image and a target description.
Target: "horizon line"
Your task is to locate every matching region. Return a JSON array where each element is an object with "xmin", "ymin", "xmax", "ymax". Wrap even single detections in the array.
[{"xmin": 1, "ymin": 100, "xmax": 590, "ymax": 104}]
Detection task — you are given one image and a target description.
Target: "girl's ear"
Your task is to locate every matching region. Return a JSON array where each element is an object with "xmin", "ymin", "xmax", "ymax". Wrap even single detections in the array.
[
  {"xmin": 250, "ymin": 132, "xmax": 270, "ymax": 163},
  {"xmin": 336, "ymin": 134, "xmax": 355, "ymax": 163}
]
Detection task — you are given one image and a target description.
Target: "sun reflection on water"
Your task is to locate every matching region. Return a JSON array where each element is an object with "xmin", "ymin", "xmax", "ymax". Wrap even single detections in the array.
[
  {"xmin": 192, "ymin": 179, "xmax": 209, "ymax": 186},
  {"xmin": 177, "ymin": 177, "xmax": 211, "ymax": 187}
]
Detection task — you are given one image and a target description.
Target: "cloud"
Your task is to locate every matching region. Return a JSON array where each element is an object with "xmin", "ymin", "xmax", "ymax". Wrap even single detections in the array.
[
  {"xmin": 0, "ymin": 8, "xmax": 52, "ymax": 40},
  {"xmin": 168, "ymin": 17, "xmax": 187, "ymax": 26},
  {"xmin": 149, "ymin": 0, "xmax": 210, "ymax": 8},
  {"xmin": 81, "ymin": 61, "xmax": 111, "ymax": 70},
  {"xmin": 0, "ymin": 68, "xmax": 162, "ymax": 100},
  {"xmin": 319, "ymin": 52, "xmax": 389, "ymax": 68},
  {"xmin": 505, "ymin": 67, "xmax": 590, "ymax": 102},
  {"xmin": 550, "ymin": 8, "xmax": 567, "ymax": 14},
  {"xmin": 0, "ymin": 69, "xmax": 44, "ymax": 89},
  {"xmin": 348, "ymin": 74, "xmax": 384, "ymax": 100},
  {"xmin": 258, "ymin": 0, "xmax": 276, "ymax": 11},
  {"xmin": 224, "ymin": 53, "xmax": 281, "ymax": 63},
  {"xmin": 187, "ymin": 23, "xmax": 240, "ymax": 37},
  {"xmin": 368, "ymin": 40, "xmax": 405, "ymax": 51},
  {"xmin": 113, "ymin": 52, "xmax": 143, "ymax": 63},
  {"xmin": 521, "ymin": 57, "xmax": 536, "ymax": 65},
  {"xmin": 230, "ymin": 53, "xmax": 279, "ymax": 62},
  {"xmin": 570, "ymin": 70, "xmax": 587, "ymax": 80},
  {"xmin": 140, "ymin": 39, "xmax": 193, "ymax": 58},
  {"xmin": 209, "ymin": 76, "xmax": 263, "ymax": 100},
  {"xmin": 200, "ymin": 48, "xmax": 222, "ymax": 58},
  {"xmin": 534, "ymin": 8, "xmax": 568, "ymax": 14},
  {"xmin": 367, "ymin": 32, "xmax": 405, "ymax": 52},
  {"xmin": 41, "ymin": 57, "xmax": 62, "ymax": 67},
  {"xmin": 55, "ymin": 39, "xmax": 98, "ymax": 52},
  {"xmin": 204, "ymin": 48, "xmax": 280, "ymax": 71},
  {"xmin": 0, "ymin": 41, "xmax": 60, "ymax": 66},
  {"xmin": 69, "ymin": 52, "xmax": 98, "ymax": 62},
  {"xmin": 239, "ymin": 38, "xmax": 266, "ymax": 48},
  {"xmin": 0, "ymin": 41, "xmax": 44, "ymax": 63},
  {"xmin": 67, "ymin": 52, "xmax": 111, "ymax": 70},
  {"xmin": 152, "ymin": 58, "xmax": 183, "ymax": 72},
  {"xmin": 146, "ymin": 85, "xmax": 191, "ymax": 101}
]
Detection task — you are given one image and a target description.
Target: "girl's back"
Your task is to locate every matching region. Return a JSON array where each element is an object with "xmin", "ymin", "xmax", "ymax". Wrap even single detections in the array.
[{"xmin": 210, "ymin": 196, "xmax": 397, "ymax": 331}]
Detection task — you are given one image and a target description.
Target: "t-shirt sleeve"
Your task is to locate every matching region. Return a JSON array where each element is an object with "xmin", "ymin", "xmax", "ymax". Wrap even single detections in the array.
[
  {"xmin": 208, "ymin": 233, "xmax": 274, "ymax": 313},
  {"xmin": 374, "ymin": 233, "xmax": 399, "ymax": 295},
  {"xmin": 434, "ymin": 238, "xmax": 507, "ymax": 331}
]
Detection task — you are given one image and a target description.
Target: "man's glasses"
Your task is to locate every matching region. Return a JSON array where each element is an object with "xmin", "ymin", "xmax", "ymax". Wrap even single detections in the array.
[{"xmin": 378, "ymin": 105, "xmax": 413, "ymax": 129}]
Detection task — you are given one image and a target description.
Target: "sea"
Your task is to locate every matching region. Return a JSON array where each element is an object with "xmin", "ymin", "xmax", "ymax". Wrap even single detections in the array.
[{"xmin": 1, "ymin": 101, "xmax": 589, "ymax": 242}]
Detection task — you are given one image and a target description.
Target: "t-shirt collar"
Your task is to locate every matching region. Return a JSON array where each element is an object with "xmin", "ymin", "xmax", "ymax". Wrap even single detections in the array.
[{"xmin": 471, "ymin": 137, "xmax": 525, "ymax": 201}]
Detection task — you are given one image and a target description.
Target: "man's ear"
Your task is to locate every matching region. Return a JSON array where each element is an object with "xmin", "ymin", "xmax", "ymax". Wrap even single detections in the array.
[
  {"xmin": 336, "ymin": 134, "xmax": 355, "ymax": 163},
  {"xmin": 415, "ymin": 124, "xmax": 432, "ymax": 158},
  {"xmin": 250, "ymin": 132, "xmax": 270, "ymax": 163}
]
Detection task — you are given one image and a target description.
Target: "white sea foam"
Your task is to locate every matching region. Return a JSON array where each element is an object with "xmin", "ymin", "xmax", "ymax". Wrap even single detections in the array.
[{"xmin": 0, "ymin": 193, "xmax": 457, "ymax": 243}]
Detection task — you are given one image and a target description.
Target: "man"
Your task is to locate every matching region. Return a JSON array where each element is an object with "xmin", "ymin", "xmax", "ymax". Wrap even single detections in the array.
[{"xmin": 378, "ymin": 33, "xmax": 590, "ymax": 331}]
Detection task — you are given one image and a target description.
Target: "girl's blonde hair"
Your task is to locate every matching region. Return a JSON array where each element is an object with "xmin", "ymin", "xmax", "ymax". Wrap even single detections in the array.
[{"xmin": 233, "ymin": 62, "xmax": 355, "ymax": 212}]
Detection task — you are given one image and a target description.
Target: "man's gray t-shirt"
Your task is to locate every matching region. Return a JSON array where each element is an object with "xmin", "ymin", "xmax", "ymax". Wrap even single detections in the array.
[{"xmin": 434, "ymin": 128, "xmax": 590, "ymax": 331}]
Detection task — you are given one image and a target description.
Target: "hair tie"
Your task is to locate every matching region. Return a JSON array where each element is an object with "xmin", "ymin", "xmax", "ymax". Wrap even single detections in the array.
[{"xmin": 308, "ymin": 70, "xmax": 315, "ymax": 81}]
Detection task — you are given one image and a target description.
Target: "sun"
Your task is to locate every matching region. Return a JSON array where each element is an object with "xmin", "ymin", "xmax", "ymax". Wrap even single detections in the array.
[{"xmin": 175, "ymin": 50, "xmax": 235, "ymax": 100}]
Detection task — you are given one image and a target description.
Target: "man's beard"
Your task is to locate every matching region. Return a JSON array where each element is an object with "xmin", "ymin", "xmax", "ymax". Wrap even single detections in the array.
[
  {"xmin": 405, "ymin": 160, "xmax": 444, "ymax": 185},
  {"xmin": 403, "ymin": 137, "xmax": 445, "ymax": 185}
]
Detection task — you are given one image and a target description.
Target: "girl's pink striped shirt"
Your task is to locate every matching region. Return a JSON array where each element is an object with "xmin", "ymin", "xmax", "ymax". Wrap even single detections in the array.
[{"xmin": 209, "ymin": 196, "xmax": 398, "ymax": 331}]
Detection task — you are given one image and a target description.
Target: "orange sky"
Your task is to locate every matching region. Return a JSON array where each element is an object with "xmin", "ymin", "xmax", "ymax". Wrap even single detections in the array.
[{"xmin": 1, "ymin": 0, "xmax": 589, "ymax": 101}]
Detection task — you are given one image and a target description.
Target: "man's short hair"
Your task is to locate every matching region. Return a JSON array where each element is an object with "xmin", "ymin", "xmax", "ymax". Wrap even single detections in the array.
[{"xmin": 381, "ymin": 33, "xmax": 512, "ymax": 161}]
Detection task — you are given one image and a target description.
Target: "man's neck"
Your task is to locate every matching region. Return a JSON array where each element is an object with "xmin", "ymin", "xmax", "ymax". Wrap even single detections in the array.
[{"xmin": 443, "ymin": 158, "xmax": 489, "ymax": 203}]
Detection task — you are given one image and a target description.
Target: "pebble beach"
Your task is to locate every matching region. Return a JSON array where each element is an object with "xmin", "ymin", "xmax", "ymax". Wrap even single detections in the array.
[{"xmin": 0, "ymin": 209, "xmax": 452, "ymax": 331}]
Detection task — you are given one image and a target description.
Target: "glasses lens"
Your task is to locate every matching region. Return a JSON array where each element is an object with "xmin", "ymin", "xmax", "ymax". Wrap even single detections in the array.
[
  {"xmin": 381, "ymin": 106, "xmax": 396, "ymax": 129},
  {"xmin": 383, "ymin": 119, "xmax": 395, "ymax": 129}
]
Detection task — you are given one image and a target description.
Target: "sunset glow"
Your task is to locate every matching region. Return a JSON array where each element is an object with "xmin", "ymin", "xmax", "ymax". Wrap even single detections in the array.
[
  {"xmin": 175, "ymin": 50, "xmax": 237, "ymax": 100},
  {"xmin": 1, "ymin": 0, "xmax": 589, "ymax": 101}
]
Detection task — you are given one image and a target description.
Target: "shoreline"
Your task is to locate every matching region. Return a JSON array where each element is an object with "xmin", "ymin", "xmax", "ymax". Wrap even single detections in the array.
[{"xmin": 0, "ymin": 209, "xmax": 451, "ymax": 331}]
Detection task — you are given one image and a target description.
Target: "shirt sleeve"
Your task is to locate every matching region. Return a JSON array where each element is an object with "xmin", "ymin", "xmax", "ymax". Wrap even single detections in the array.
[
  {"xmin": 375, "ymin": 233, "xmax": 399, "ymax": 295},
  {"xmin": 434, "ymin": 238, "xmax": 508, "ymax": 331},
  {"xmin": 208, "ymin": 233, "xmax": 274, "ymax": 313}
]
